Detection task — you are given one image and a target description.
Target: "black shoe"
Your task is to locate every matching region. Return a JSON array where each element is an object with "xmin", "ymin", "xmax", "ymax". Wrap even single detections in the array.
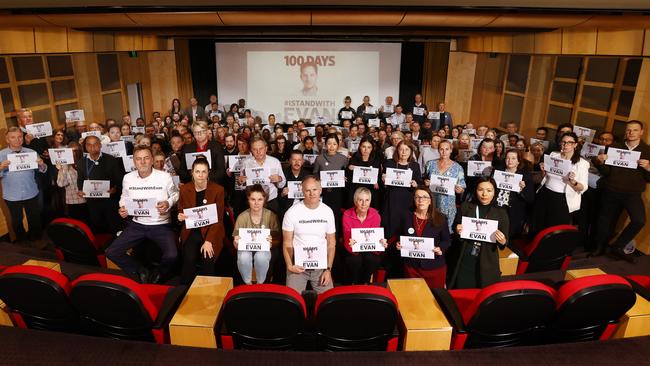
[
  {"xmin": 137, "ymin": 268, "xmax": 150, "ymax": 284},
  {"xmin": 611, "ymin": 247, "xmax": 637, "ymax": 264},
  {"xmin": 149, "ymin": 270, "xmax": 162, "ymax": 284}
]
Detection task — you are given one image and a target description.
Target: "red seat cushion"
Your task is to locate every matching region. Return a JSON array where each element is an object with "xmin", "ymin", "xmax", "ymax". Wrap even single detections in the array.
[
  {"xmin": 315, "ymin": 285, "xmax": 398, "ymax": 315},
  {"xmin": 626, "ymin": 275, "xmax": 650, "ymax": 290},
  {"xmin": 557, "ymin": 274, "xmax": 632, "ymax": 309},
  {"xmin": 520, "ymin": 224, "xmax": 577, "ymax": 257},
  {"xmin": 225, "ymin": 284, "xmax": 306, "ymax": 317},
  {"xmin": 1, "ymin": 265, "xmax": 71, "ymax": 295}
]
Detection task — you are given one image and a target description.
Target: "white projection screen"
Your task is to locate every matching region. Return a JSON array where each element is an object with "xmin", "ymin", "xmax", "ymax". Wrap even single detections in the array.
[{"xmin": 215, "ymin": 43, "xmax": 401, "ymax": 124}]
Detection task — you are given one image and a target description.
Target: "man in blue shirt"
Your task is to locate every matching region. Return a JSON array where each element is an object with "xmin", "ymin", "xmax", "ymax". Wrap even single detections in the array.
[{"xmin": 0, "ymin": 127, "xmax": 47, "ymax": 246}]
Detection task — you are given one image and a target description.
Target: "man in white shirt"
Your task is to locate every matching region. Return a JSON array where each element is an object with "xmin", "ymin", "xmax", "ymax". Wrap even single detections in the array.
[
  {"xmin": 105, "ymin": 146, "xmax": 180, "ymax": 283},
  {"xmin": 204, "ymin": 94, "xmax": 223, "ymax": 115},
  {"xmin": 283, "ymin": 176, "xmax": 336, "ymax": 294},
  {"xmin": 238, "ymin": 137, "xmax": 286, "ymax": 213}
]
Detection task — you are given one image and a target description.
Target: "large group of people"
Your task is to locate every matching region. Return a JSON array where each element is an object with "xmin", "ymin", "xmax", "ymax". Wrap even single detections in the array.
[{"xmin": 2, "ymin": 93, "xmax": 649, "ymax": 293}]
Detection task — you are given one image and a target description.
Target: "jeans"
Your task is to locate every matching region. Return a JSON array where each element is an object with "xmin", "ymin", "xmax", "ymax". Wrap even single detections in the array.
[{"xmin": 237, "ymin": 250, "xmax": 272, "ymax": 284}]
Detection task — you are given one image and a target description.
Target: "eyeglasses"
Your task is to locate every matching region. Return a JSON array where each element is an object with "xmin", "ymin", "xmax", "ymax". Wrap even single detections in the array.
[
  {"xmin": 415, "ymin": 196, "xmax": 431, "ymax": 201},
  {"xmin": 560, "ymin": 141, "xmax": 576, "ymax": 145}
]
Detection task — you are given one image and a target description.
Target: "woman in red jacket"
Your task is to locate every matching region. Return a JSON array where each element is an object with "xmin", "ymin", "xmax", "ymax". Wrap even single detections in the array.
[{"xmin": 342, "ymin": 187, "xmax": 388, "ymax": 284}]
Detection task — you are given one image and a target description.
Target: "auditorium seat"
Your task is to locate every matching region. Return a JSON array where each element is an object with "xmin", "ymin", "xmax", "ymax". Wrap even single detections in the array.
[
  {"xmin": 218, "ymin": 284, "xmax": 306, "ymax": 350},
  {"xmin": 547, "ymin": 274, "xmax": 636, "ymax": 343},
  {"xmin": 69, "ymin": 273, "xmax": 187, "ymax": 343},
  {"xmin": 314, "ymin": 285, "xmax": 399, "ymax": 351},
  {"xmin": 513, "ymin": 225, "xmax": 581, "ymax": 274},
  {"xmin": 47, "ymin": 218, "xmax": 113, "ymax": 267},
  {"xmin": 433, "ymin": 280, "xmax": 556, "ymax": 349},
  {"xmin": 625, "ymin": 275, "xmax": 650, "ymax": 301},
  {"xmin": 0, "ymin": 265, "xmax": 79, "ymax": 333}
]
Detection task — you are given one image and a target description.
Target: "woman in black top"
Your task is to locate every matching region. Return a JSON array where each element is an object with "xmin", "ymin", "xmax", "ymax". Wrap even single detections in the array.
[
  {"xmin": 448, "ymin": 177, "xmax": 509, "ymax": 289},
  {"xmin": 346, "ymin": 136, "xmax": 383, "ymax": 209},
  {"xmin": 494, "ymin": 149, "xmax": 535, "ymax": 240}
]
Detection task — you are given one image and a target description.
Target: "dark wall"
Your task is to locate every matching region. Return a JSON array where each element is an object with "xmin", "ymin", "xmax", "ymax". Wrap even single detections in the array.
[
  {"xmin": 188, "ymin": 39, "xmax": 218, "ymax": 107},
  {"xmin": 189, "ymin": 41, "xmax": 423, "ymax": 107},
  {"xmin": 398, "ymin": 42, "xmax": 424, "ymax": 108}
]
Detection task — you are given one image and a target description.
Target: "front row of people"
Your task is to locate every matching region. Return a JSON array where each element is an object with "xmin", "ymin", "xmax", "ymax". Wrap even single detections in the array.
[{"xmin": 100, "ymin": 144, "xmax": 509, "ymax": 293}]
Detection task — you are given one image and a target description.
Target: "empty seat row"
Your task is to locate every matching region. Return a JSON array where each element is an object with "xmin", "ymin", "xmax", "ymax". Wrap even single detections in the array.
[
  {"xmin": 432, "ymin": 274, "xmax": 639, "ymax": 349},
  {"xmin": 0, "ymin": 265, "xmax": 187, "ymax": 343}
]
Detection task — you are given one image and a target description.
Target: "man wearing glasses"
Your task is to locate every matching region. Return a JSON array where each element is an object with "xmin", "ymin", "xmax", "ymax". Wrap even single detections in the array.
[{"xmin": 178, "ymin": 121, "xmax": 226, "ymax": 185}]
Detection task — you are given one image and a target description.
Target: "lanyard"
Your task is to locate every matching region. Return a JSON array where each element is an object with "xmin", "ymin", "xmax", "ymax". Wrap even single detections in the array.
[
  {"xmin": 476, "ymin": 205, "xmax": 480, "ymax": 219},
  {"xmin": 85, "ymin": 157, "xmax": 97, "ymax": 178}
]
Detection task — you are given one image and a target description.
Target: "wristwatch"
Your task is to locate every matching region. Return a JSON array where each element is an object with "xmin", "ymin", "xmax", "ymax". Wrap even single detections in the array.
[{"xmin": 325, "ymin": 267, "xmax": 332, "ymax": 271}]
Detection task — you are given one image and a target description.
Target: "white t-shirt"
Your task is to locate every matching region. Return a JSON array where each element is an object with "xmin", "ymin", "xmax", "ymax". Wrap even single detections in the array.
[
  {"xmin": 119, "ymin": 169, "xmax": 179, "ymax": 225},
  {"xmin": 282, "ymin": 201, "xmax": 336, "ymax": 250}
]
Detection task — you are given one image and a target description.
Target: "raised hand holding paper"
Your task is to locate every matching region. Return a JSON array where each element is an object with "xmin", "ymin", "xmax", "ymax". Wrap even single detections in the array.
[
  {"xmin": 352, "ymin": 166, "xmax": 378, "ymax": 184},
  {"xmin": 467, "ymin": 160, "xmax": 492, "ymax": 177},
  {"xmin": 294, "ymin": 244, "xmax": 327, "ymax": 269},
  {"xmin": 48, "ymin": 148, "xmax": 75, "ymax": 165},
  {"xmin": 287, "ymin": 181, "xmax": 304, "ymax": 199},
  {"xmin": 125, "ymin": 197, "xmax": 158, "ymax": 217},
  {"xmin": 385, "ymin": 167, "xmax": 412, "ymax": 187},
  {"xmin": 460, "ymin": 217, "xmax": 499, "ymax": 243},
  {"xmin": 543, "ymin": 154, "xmax": 572, "ymax": 177},
  {"xmin": 238, "ymin": 228, "xmax": 271, "ymax": 251},
  {"xmin": 399, "ymin": 236, "xmax": 435, "ymax": 259},
  {"xmin": 320, "ymin": 170, "xmax": 345, "ymax": 188},
  {"xmin": 228, "ymin": 155, "xmax": 248, "ymax": 173},
  {"xmin": 581, "ymin": 142, "xmax": 605, "ymax": 159},
  {"xmin": 245, "ymin": 167, "xmax": 270, "ymax": 186},
  {"xmin": 101, "ymin": 141, "xmax": 128, "ymax": 158},
  {"xmin": 8, "ymin": 151, "xmax": 38, "ymax": 172},
  {"xmin": 82, "ymin": 180, "xmax": 110, "ymax": 198},
  {"xmin": 605, "ymin": 148, "xmax": 641, "ymax": 169},
  {"xmin": 493, "ymin": 170, "xmax": 523, "ymax": 192},
  {"xmin": 429, "ymin": 174, "xmax": 457, "ymax": 196},
  {"xmin": 183, "ymin": 203, "xmax": 218, "ymax": 229},
  {"xmin": 185, "ymin": 151, "xmax": 212, "ymax": 169},
  {"xmin": 25, "ymin": 122, "xmax": 52, "ymax": 139},
  {"xmin": 351, "ymin": 228, "xmax": 385, "ymax": 252}
]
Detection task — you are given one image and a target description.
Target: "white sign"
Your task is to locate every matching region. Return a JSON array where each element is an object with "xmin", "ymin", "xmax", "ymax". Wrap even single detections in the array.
[
  {"xmin": 467, "ymin": 160, "xmax": 492, "ymax": 177},
  {"xmin": 120, "ymin": 135, "xmax": 135, "ymax": 144},
  {"xmin": 315, "ymin": 116, "xmax": 326, "ymax": 124},
  {"xmin": 81, "ymin": 131, "xmax": 101, "ymax": 139},
  {"xmin": 184, "ymin": 150, "xmax": 212, "ymax": 169},
  {"xmin": 228, "ymin": 155, "xmax": 248, "ymax": 173},
  {"xmin": 400, "ymin": 236, "xmax": 435, "ymax": 259},
  {"xmin": 385, "ymin": 167, "xmax": 413, "ymax": 187},
  {"xmin": 605, "ymin": 148, "xmax": 641, "ymax": 169},
  {"xmin": 287, "ymin": 180, "xmax": 304, "ymax": 199},
  {"xmin": 429, "ymin": 174, "xmax": 457, "ymax": 196},
  {"xmin": 365, "ymin": 106, "xmax": 376, "ymax": 115},
  {"xmin": 320, "ymin": 170, "xmax": 346, "ymax": 188},
  {"xmin": 25, "ymin": 122, "xmax": 52, "ymax": 138},
  {"xmin": 413, "ymin": 107, "xmax": 425, "ymax": 116},
  {"xmin": 470, "ymin": 138, "xmax": 483, "ymax": 151},
  {"xmin": 8, "ymin": 151, "xmax": 38, "ymax": 172},
  {"xmin": 462, "ymin": 128, "xmax": 477, "ymax": 136},
  {"xmin": 48, "ymin": 148, "xmax": 74, "ymax": 165},
  {"xmin": 123, "ymin": 155, "xmax": 136, "ymax": 172},
  {"xmin": 588, "ymin": 172, "xmax": 600, "ymax": 189},
  {"xmin": 101, "ymin": 141, "xmax": 128, "ymax": 158},
  {"xmin": 65, "ymin": 109, "xmax": 85, "ymax": 122},
  {"xmin": 132, "ymin": 126, "xmax": 145, "ymax": 135},
  {"xmin": 238, "ymin": 228, "xmax": 271, "ymax": 251},
  {"xmin": 172, "ymin": 175, "xmax": 180, "ymax": 188},
  {"xmin": 303, "ymin": 154, "xmax": 318, "ymax": 165},
  {"xmin": 428, "ymin": 111, "xmax": 440, "ymax": 120},
  {"xmin": 341, "ymin": 111, "xmax": 353, "ymax": 120},
  {"xmin": 580, "ymin": 142, "xmax": 605, "ymax": 159},
  {"xmin": 544, "ymin": 154, "xmax": 572, "ymax": 177},
  {"xmin": 530, "ymin": 138, "xmax": 549, "ymax": 149},
  {"xmin": 125, "ymin": 197, "xmax": 158, "ymax": 217},
  {"xmin": 348, "ymin": 140, "xmax": 360, "ymax": 153},
  {"xmin": 493, "ymin": 170, "xmax": 523, "ymax": 192},
  {"xmin": 383, "ymin": 105, "xmax": 394, "ymax": 114},
  {"xmin": 456, "ymin": 149, "xmax": 473, "ymax": 162},
  {"xmin": 574, "ymin": 125, "xmax": 596, "ymax": 142},
  {"xmin": 461, "ymin": 216, "xmax": 500, "ymax": 243},
  {"xmin": 245, "ymin": 167, "xmax": 271, "ymax": 186},
  {"xmin": 351, "ymin": 228, "xmax": 385, "ymax": 252},
  {"xmin": 82, "ymin": 180, "xmax": 110, "ymax": 198},
  {"xmin": 368, "ymin": 118, "xmax": 381, "ymax": 128},
  {"xmin": 352, "ymin": 166, "xmax": 379, "ymax": 185},
  {"xmin": 294, "ymin": 243, "xmax": 327, "ymax": 269},
  {"xmin": 183, "ymin": 203, "xmax": 218, "ymax": 229},
  {"xmin": 305, "ymin": 127, "xmax": 315, "ymax": 136}
]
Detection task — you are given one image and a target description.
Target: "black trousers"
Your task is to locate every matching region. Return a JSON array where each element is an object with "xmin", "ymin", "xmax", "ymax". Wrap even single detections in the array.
[
  {"xmin": 343, "ymin": 251, "xmax": 383, "ymax": 285},
  {"xmin": 180, "ymin": 230, "xmax": 216, "ymax": 285},
  {"xmin": 86, "ymin": 198, "xmax": 122, "ymax": 234},
  {"xmin": 530, "ymin": 187, "xmax": 571, "ymax": 238},
  {"xmin": 593, "ymin": 188, "xmax": 646, "ymax": 251},
  {"xmin": 5, "ymin": 196, "xmax": 43, "ymax": 242}
]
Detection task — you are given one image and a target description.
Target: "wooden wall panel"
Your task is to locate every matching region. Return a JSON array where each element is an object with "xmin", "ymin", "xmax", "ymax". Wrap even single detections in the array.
[
  {"xmin": 596, "ymin": 29, "xmax": 644, "ymax": 55},
  {"xmin": 93, "ymin": 32, "xmax": 115, "ymax": 52},
  {"xmin": 562, "ymin": 29, "xmax": 597, "ymax": 54},
  {"xmin": 173, "ymin": 39, "xmax": 193, "ymax": 108},
  {"xmin": 34, "ymin": 27, "xmax": 68, "ymax": 53},
  {"xmin": 458, "ymin": 36, "xmax": 484, "ymax": 53},
  {"xmin": 422, "ymin": 42, "xmax": 450, "ymax": 112},
  {"xmin": 444, "ymin": 52, "xmax": 477, "ymax": 125},
  {"xmin": 115, "ymin": 34, "xmax": 144, "ymax": 51},
  {"xmin": 147, "ymin": 51, "xmax": 180, "ymax": 117},
  {"xmin": 534, "ymin": 30, "xmax": 562, "ymax": 54},
  {"xmin": 0, "ymin": 28, "xmax": 35, "ymax": 54},
  {"xmin": 491, "ymin": 35, "xmax": 513, "ymax": 53},
  {"xmin": 520, "ymin": 55, "xmax": 554, "ymax": 136},
  {"xmin": 512, "ymin": 34, "xmax": 535, "ymax": 54},
  {"xmin": 644, "ymin": 29, "xmax": 650, "ymax": 56},
  {"xmin": 68, "ymin": 29, "xmax": 94, "ymax": 52},
  {"xmin": 469, "ymin": 53, "xmax": 506, "ymax": 126},
  {"xmin": 72, "ymin": 53, "xmax": 105, "ymax": 124}
]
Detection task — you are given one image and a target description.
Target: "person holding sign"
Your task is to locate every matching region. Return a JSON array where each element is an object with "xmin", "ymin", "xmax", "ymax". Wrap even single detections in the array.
[
  {"xmin": 531, "ymin": 132, "xmax": 588, "ymax": 237},
  {"xmin": 346, "ymin": 136, "xmax": 383, "ymax": 209},
  {"xmin": 238, "ymin": 137, "xmax": 286, "ymax": 214},
  {"xmin": 282, "ymin": 176, "xmax": 336, "ymax": 294},
  {"xmin": 394, "ymin": 187, "xmax": 450, "ymax": 288},
  {"xmin": 280, "ymin": 150, "xmax": 309, "ymax": 217},
  {"xmin": 493, "ymin": 149, "xmax": 535, "ymax": 240},
  {"xmin": 233, "ymin": 185, "xmax": 281, "ymax": 285},
  {"xmin": 76, "ymin": 135, "xmax": 123, "ymax": 234},
  {"xmin": 342, "ymin": 187, "xmax": 387, "ymax": 285},
  {"xmin": 424, "ymin": 140, "xmax": 466, "ymax": 232},
  {"xmin": 313, "ymin": 133, "xmax": 349, "ymax": 238},
  {"xmin": 56, "ymin": 141, "xmax": 89, "ymax": 222},
  {"xmin": 449, "ymin": 178, "xmax": 509, "ymax": 289},
  {"xmin": 381, "ymin": 140, "xmax": 422, "ymax": 238},
  {"xmin": 337, "ymin": 96, "xmax": 357, "ymax": 123},
  {"xmin": 177, "ymin": 158, "xmax": 225, "ymax": 285},
  {"xmin": 178, "ymin": 121, "xmax": 226, "ymax": 186},
  {"xmin": 591, "ymin": 120, "xmax": 650, "ymax": 258},
  {"xmin": 0, "ymin": 127, "xmax": 48, "ymax": 245},
  {"xmin": 106, "ymin": 146, "xmax": 180, "ymax": 284},
  {"xmin": 465, "ymin": 138, "xmax": 503, "ymax": 201}
]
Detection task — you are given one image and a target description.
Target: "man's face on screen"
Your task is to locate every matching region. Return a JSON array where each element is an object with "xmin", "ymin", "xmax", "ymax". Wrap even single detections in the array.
[{"xmin": 300, "ymin": 65, "xmax": 318, "ymax": 90}]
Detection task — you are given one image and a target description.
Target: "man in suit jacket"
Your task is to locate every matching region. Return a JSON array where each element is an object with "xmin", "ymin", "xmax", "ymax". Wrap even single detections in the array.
[
  {"xmin": 183, "ymin": 97, "xmax": 207, "ymax": 124},
  {"xmin": 178, "ymin": 121, "xmax": 226, "ymax": 186}
]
